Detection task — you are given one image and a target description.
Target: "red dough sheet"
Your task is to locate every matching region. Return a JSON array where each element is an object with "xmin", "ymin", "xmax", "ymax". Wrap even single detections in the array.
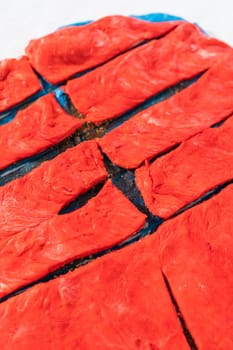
[
  {"xmin": 65, "ymin": 22, "xmax": 231, "ymax": 124},
  {"xmin": 0, "ymin": 56, "xmax": 41, "ymax": 113},
  {"xmin": 0, "ymin": 141, "xmax": 107, "ymax": 239},
  {"xmin": 26, "ymin": 15, "xmax": 179, "ymax": 84},
  {"xmin": 99, "ymin": 53, "xmax": 233, "ymax": 168},
  {"xmin": 158, "ymin": 185, "xmax": 233, "ymax": 350},
  {"xmin": 136, "ymin": 115, "xmax": 233, "ymax": 218},
  {"xmin": 1, "ymin": 13, "xmax": 233, "ymax": 350},
  {"xmin": 0, "ymin": 234, "xmax": 188, "ymax": 350},
  {"xmin": 0, "ymin": 94, "xmax": 83, "ymax": 170},
  {"xmin": 0, "ymin": 180, "xmax": 146, "ymax": 298}
]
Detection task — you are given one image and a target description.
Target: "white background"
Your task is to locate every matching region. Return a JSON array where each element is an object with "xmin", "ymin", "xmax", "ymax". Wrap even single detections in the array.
[{"xmin": 0, "ymin": 0, "xmax": 232, "ymax": 60}]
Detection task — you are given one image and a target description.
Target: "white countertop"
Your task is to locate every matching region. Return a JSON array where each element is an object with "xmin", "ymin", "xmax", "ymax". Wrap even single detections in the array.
[{"xmin": 0, "ymin": 0, "xmax": 232, "ymax": 60}]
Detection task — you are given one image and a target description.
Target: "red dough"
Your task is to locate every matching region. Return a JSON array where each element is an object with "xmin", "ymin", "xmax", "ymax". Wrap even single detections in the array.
[
  {"xmin": 65, "ymin": 23, "xmax": 231, "ymax": 124},
  {"xmin": 0, "ymin": 141, "xmax": 107, "ymax": 239},
  {"xmin": 0, "ymin": 56, "xmax": 41, "ymax": 113},
  {"xmin": 0, "ymin": 94, "xmax": 83, "ymax": 170},
  {"xmin": 0, "ymin": 234, "xmax": 189, "ymax": 350},
  {"xmin": 158, "ymin": 185, "xmax": 233, "ymax": 349},
  {"xmin": 26, "ymin": 15, "xmax": 179, "ymax": 84},
  {"xmin": 99, "ymin": 53, "xmax": 233, "ymax": 168},
  {"xmin": 136, "ymin": 116, "xmax": 233, "ymax": 218},
  {"xmin": 1, "ymin": 14, "xmax": 233, "ymax": 350},
  {"xmin": 0, "ymin": 180, "xmax": 146, "ymax": 298}
]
